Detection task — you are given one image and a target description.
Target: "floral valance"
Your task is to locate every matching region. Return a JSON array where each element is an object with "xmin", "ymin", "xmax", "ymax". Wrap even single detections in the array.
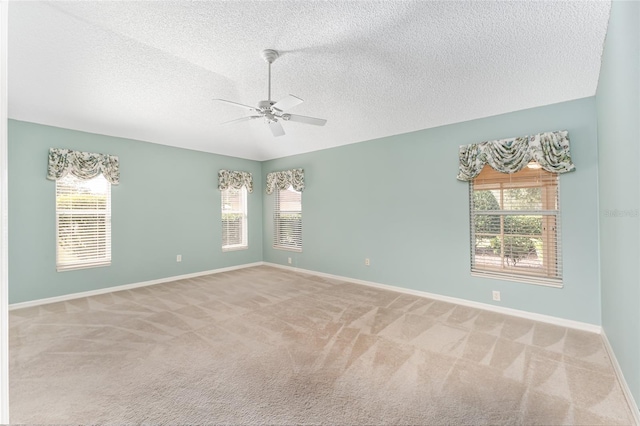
[
  {"xmin": 47, "ymin": 148, "xmax": 120, "ymax": 185},
  {"xmin": 457, "ymin": 130, "xmax": 575, "ymax": 181},
  {"xmin": 266, "ymin": 168, "xmax": 304, "ymax": 194},
  {"xmin": 218, "ymin": 170, "xmax": 253, "ymax": 193}
]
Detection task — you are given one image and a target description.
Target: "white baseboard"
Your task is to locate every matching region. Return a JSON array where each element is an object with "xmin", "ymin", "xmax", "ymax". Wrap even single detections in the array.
[
  {"xmin": 601, "ymin": 331, "xmax": 640, "ymax": 425},
  {"xmin": 9, "ymin": 262, "xmax": 264, "ymax": 311},
  {"xmin": 263, "ymin": 262, "xmax": 602, "ymax": 334}
]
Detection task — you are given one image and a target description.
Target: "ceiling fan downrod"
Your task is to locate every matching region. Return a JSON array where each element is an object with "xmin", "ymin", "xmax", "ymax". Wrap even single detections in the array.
[{"xmin": 261, "ymin": 49, "xmax": 279, "ymax": 102}]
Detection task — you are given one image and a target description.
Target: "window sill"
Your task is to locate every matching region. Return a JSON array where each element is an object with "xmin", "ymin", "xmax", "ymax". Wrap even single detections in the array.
[
  {"xmin": 222, "ymin": 245, "xmax": 248, "ymax": 252},
  {"xmin": 471, "ymin": 270, "xmax": 563, "ymax": 288},
  {"xmin": 272, "ymin": 245, "xmax": 302, "ymax": 253},
  {"xmin": 57, "ymin": 261, "xmax": 111, "ymax": 272}
]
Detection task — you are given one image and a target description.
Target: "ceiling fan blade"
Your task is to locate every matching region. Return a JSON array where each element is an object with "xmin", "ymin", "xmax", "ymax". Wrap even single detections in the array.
[
  {"xmin": 268, "ymin": 120, "xmax": 285, "ymax": 137},
  {"xmin": 283, "ymin": 114, "xmax": 327, "ymax": 126},
  {"xmin": 272, "ymin": 94, "xmax": 303, "ymax": 112},
  {"xmin": 219, "ymin": 116, "xmax": 261, "ymax": 125},
  {"xmin": 213, "ymin": 99, "xmax": 257, "ymax": 111}
]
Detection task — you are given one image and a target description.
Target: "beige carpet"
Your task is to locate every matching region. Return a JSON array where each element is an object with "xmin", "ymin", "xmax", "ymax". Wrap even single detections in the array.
[{"xmin": 9, "ymin": 266, "xmax": 634, "ymax": 424}]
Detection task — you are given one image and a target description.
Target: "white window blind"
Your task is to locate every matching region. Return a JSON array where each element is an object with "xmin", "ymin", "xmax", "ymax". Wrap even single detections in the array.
[
  {"xmin": 274, "ymin": 186, "xmax": 302, "ymax": 251},
  {"xmin": 56, "ymin": 173, "xmax": 111, "ymax": 271},
  {"xmin": 470, "ymin": 163, "xmax": 562, "ymax": 286},
  {"xmin": 221, "ymin": 186, "xmax": 248, "ymax": 251}
]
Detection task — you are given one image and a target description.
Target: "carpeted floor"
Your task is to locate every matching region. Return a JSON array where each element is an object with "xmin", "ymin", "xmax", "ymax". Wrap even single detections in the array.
[{"xmin": 9, "ymin": 266, "xmax": 635, "ymax": 424}]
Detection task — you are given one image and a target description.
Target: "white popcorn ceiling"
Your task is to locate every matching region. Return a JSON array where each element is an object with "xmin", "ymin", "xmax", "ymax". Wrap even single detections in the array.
[{"xmin": 8, "ymin": 1, "xmax": 610, "ymax": 161}]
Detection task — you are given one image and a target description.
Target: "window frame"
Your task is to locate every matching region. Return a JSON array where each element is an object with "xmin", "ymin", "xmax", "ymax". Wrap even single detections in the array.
[
  {"xmin": 221, "ymin": 186, "xmax": 248, "ymax": 252},
  {"xmin": 469, "ymin": 163, "xmax": 563, "ymax": 287},
  {"xmin": 55, "ymin": 173, "xmax": 112, "ymax": 272},
  {"xmin": 273, "ymin": 185, "xmax": 302, "ymax": 252}
]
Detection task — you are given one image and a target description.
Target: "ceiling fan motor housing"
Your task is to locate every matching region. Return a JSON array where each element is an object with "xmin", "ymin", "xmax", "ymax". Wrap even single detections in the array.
[
  {"xmin": 257, "ymin": 100, "xmax": 276, "ymax": 110},
  {"xmin": 257, "ymin": 100, "xmax": 278, "ymax": 122}
]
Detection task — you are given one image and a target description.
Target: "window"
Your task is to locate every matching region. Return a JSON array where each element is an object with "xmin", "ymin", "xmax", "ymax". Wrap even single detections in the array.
[
  {"xmin": 221, "ymin": 186, "xmax": 248, "ymax": 251},
  {"xmin": 56, "ymin": 173, "xmax": 111, "ymax": 271},
  {"xmin": 470, "ymin": 162, "xmax": 562, "ymax": 286},
  {"xmin": 274, "ymin": 185, "xmax": 302, "ymax": 251}
]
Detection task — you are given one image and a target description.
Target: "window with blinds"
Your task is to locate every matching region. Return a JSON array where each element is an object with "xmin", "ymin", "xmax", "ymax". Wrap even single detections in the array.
[
  {"xmin": 274, "ymin": 186, "xmax": 302, "ymax": 251},
  {"xmin": 470, "ymin": 162, "xmax": 562, "ymax": 286},
  {"xmin": 221, "ymin": 187, "xmax": 248, "ymax": 251},
  {"xmin": 56, "ymin": 173, "xmax": 111, "ymax": 271}
]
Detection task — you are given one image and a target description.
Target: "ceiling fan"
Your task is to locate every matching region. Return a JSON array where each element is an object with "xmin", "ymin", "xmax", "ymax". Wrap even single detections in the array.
[{"xmin": 214, "ymin": 49, "xmax": 327, "ymax": 137}]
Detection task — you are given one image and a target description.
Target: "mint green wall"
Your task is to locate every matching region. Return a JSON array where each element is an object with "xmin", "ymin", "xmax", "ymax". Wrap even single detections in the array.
[
  {"xmin": 262, "ymin": 98, "xmax": 601, "ymax": 324},
  {"xmin": 8, "ymin": 120, "xmax": 263, "ymax": 303},
  {"xmin": 596, "ymin": 0, "xmax": 640, "ymax": 407},
  {"xmin": 10, "ymin": 101, "xmax": 604, "ymax": 325}
]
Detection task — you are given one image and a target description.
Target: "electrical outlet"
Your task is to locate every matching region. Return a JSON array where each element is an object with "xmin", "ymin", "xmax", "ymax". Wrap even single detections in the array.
[
  {"xmin": 287, "ymin": 257, "xmax": 292, "ymax": 264},
  {"xmin": 492, "ymin": 290, "xmax": 501, "ymax": 301},
  {"xmin": 177, "ymin": 255, "xmax": 182, "ymax": 262},
  {"xmin": 365, "ymin": 258, "xmax": 370, "ymax": 266}
]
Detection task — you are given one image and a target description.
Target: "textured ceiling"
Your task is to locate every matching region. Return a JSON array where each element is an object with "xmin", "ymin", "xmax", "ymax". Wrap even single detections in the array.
[{"xmin": 8, "ymin": 1, "xmax": 610, "ymax": 161}]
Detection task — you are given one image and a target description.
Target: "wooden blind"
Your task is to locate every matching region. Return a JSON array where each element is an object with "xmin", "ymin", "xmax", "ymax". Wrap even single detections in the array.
[{"xmin": 470, "ymin": 163, "xmax": 562, "ymax": 286}]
